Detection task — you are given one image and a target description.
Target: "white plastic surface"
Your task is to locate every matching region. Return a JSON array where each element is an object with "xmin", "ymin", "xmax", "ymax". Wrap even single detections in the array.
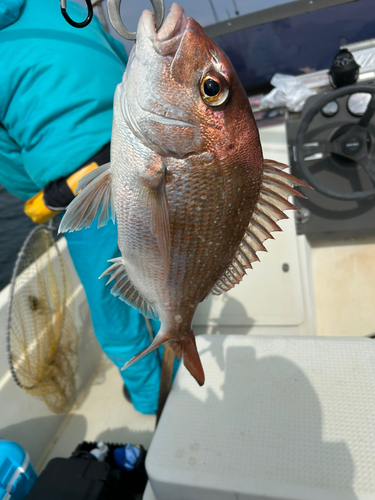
[
  {"xmin": 146, "ymin": 334, "xmax": 375, "ymax": 500},
  {"xmin": 143, "ymin": 482, "xmax": 156, "ymax": 500}
]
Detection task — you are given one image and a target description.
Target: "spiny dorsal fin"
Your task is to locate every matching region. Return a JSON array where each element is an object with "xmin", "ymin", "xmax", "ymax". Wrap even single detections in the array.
[
  {"xmin": 210, "ymin": 159, "xmax": 310, "ymax": 296},
  {"xmin": 99, "ymin": 257, "xmax": 159, "ymax": 320},
  {"xmin": 59, "ymin": 163, "xmax": 114, "ymax": 233}
]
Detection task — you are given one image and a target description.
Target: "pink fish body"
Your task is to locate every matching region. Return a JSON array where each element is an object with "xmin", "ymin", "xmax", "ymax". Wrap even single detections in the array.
[{"xmin": 60, "ymin": 4, "xmax": 308, "ymax": 385}]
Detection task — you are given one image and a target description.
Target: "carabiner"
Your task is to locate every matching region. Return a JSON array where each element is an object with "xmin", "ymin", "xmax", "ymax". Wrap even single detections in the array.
[
  {"xmin": 60, "ymin": 0, "xmax": 94, "ymax": 29},
  {"xmin": 107, "ymin": 0, "xmax": 164, "ymax": 40}
]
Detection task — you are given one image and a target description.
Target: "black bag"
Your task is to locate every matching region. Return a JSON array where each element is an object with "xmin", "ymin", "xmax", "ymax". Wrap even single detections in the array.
[
  {"xmin": 25, "ymin": 457, "xmax": 119, "ymax": 500},
  {"xmin": 26, "ymin": 441, "xmax": 148, "ymax": 500}
]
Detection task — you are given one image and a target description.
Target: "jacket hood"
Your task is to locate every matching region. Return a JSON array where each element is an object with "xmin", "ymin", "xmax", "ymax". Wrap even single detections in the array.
[{"xmin": 0, "ymin": 0, "xmax": 25, "ymax": 29}]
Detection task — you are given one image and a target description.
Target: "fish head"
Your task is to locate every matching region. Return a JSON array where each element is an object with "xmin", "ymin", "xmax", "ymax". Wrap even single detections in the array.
[{"xmin": 117, "ymin": 3, "xmax": 262, "ymax": 165}]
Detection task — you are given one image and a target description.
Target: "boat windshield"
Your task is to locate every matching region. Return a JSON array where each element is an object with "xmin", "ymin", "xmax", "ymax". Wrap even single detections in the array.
[{"xmin": 210, "ymin": 0, "xmax": 374, "ymax": 94}]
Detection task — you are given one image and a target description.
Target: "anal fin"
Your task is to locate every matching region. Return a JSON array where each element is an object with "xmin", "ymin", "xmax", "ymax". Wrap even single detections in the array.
[{"xmin": 99, "ymin": 257, "xmax": 159, "ymax": 320}]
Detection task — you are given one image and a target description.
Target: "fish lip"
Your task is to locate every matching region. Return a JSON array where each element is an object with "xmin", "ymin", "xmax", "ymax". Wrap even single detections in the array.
[
  {"xmin": 142, "ymin": 3, "xmax": 188, "ymax": 59},
  {"xmin": 157, "ymin": 3, "xmax": 187, "ymax": 41}
]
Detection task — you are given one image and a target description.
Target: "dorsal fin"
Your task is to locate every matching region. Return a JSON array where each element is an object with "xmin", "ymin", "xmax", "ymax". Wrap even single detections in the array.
[
  {"xmin": 99, "ymin": 257, "xmax": 159, "ymax": 320},
  {"xmin": 210, "ymin": 159, "xmax": 310, "ymax": 296}
]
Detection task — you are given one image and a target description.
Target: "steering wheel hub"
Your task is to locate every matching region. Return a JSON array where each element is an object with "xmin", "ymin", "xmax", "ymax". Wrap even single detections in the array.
[{"xmin": 342, "ymin": 137, "xmax": 362, "ymax": 155}]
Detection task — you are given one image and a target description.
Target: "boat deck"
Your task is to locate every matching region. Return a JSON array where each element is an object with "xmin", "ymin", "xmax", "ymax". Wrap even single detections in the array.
[
  {"xmin": 1, "ymin": 122, "xmax": 375, "ymax": 500},
  {"xmin": 43, "ymin": 359, "xmax": 156, "ymax": 465}
]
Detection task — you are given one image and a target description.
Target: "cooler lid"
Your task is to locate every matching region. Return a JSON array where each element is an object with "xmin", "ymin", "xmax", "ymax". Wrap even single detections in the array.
[{"xmin": 147, "ymin": 335, "xmax": 375, "ymax": 500}]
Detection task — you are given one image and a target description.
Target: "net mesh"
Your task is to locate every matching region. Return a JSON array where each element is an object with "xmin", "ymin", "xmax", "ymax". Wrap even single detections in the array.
[{"xmin": 8, "ymin": 226, "xmax": 79, "ymax": 414}]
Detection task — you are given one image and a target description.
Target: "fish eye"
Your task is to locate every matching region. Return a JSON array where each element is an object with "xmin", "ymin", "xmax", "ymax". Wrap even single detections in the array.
[
  {"xmin": 199, "ymin": 73, "xmax": 229, "ymax": 107},
  {"xmin": 204, "ymin": 79, "xmax": 220, "ymax": 96}
]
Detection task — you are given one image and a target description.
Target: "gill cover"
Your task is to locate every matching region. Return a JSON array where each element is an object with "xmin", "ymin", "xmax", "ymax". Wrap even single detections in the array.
[{"xmin": 118, "ymin": 4, "xmax": 202, "ymax": 158}]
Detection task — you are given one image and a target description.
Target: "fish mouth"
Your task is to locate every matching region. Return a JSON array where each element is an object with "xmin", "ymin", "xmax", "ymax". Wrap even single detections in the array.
[{"xmin": 142, "ymin": 3, "xmax": 188, "ymax": 61}]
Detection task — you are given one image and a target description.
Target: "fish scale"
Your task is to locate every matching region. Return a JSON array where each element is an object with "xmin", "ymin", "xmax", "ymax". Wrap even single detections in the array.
[
  {"xmin": 167, "ymin": 163, "xmax": 229, "ymax": 300},
  {"xmin": 59, "ymin": 3, "xmax": 310, "ymax": 385}
]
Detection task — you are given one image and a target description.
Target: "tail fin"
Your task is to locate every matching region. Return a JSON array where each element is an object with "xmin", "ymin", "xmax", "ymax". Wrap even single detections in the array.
[
  {"xmin": 170, "ymin": 332, "xmax": 205, "ymax": 386},
  {"xmin": 122, "ymin": 329, "xmax": 205, "ymax": 386}
]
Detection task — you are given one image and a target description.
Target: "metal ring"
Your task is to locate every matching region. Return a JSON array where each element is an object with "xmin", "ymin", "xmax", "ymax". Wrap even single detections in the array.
[
  {"xmin": 61, "ymin": 0, "xmax": 94, "ymax": 28},
  {"xmin": 107, "ymin": 0, "xmax": 164, "ymax": 40}
]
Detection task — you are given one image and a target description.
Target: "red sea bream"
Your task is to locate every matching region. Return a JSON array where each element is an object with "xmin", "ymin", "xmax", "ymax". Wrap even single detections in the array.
[{"xmin": 60, "ymin": 3, "xmax": 309, "ymax": 385}]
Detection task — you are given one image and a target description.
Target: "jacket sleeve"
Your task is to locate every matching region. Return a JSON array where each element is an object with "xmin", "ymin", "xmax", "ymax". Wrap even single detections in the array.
[{"xmin": 0, "ymin": 124, "xmax": 37, "ymax": 200}]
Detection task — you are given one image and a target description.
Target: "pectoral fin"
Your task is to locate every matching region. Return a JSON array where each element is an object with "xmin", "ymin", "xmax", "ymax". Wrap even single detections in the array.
[
  {"xmin": 59, "ymin": 163, "xmax": 114, "ymax": 233},
  {"xmin": 138, "ymin": 163, "xmax": 170, "ymax": 276}
]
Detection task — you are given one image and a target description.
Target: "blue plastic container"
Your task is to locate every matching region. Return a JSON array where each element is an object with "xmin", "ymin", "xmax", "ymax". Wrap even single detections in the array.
[{"xmin": 0, "ymin": 440, "xmax": 37, "ymax": 500}]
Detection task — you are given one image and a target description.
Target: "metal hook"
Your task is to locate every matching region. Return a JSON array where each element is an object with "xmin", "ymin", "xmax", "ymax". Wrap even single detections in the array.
[
  {"xmin": 107, "ymin": 0, "xmax": 164, "ymax": 40},
  {"xmin": 61, "ymin": 0, "xmax": 94, "ymax": 29}
]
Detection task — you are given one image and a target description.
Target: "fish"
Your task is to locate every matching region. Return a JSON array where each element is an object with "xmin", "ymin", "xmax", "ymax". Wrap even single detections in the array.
[{"xmin": 59, "ymin": 3, "xmax": 309, "ymax": 386}]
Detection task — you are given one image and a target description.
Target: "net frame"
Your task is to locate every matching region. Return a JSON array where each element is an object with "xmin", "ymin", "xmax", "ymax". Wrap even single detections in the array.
[{"xmin": 6, "ymin": 223, "xmax": 79, "ymax": 414}]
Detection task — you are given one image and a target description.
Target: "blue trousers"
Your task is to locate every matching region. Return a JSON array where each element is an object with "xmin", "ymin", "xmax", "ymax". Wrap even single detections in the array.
[{"xmin": 64, "ymin": 220, "xmax": 163, "ymax": 414}]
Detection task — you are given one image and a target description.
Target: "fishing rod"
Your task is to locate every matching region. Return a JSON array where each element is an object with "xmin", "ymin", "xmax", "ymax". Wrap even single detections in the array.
[{"xmin": 60, "ymin": 0, "xmax": 165, "ymax": 39}]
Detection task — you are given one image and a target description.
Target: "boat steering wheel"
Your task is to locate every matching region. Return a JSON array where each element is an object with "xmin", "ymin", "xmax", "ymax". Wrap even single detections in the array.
[{"xmin": 295, "ymin": 84, "xmax": 375, "ymax": 201}]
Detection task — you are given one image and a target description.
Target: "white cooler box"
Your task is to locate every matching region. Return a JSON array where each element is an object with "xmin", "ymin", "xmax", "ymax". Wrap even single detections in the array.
[{"xmin": 145, "ymin": 334, "xmax": 375, "ymax": 500}]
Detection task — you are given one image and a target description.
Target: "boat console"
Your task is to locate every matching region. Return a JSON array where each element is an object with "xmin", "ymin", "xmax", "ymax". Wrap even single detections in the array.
[{"xmin": 288, "ymin": 80, "xmax": 375, "ymax": 238}]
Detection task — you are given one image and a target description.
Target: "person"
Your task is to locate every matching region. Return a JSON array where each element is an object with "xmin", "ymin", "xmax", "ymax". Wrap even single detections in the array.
[{"xmin": 0, "ymin": 0, "xmax": 165, "ymax": 414}]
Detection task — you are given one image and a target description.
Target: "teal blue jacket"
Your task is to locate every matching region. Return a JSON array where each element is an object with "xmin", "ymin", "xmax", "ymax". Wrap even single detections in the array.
[{"xmin": 0, "ymin": 0, "xmax": 127, "ymax": 200}]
